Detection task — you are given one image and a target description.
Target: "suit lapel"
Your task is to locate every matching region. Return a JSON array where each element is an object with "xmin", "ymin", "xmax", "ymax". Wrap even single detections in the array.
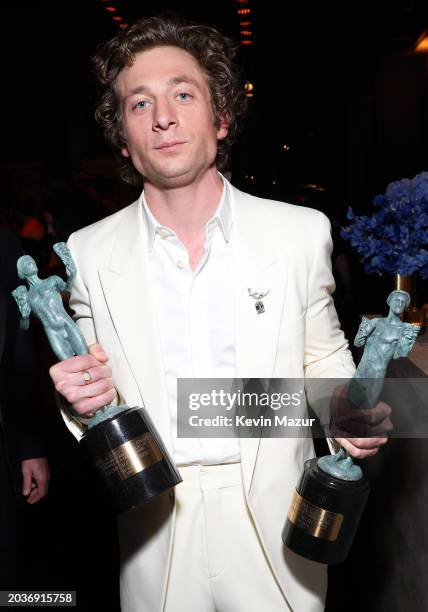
[
  {"xmin": 231, "ymin": 186, "xmax": 289, "ymax": 492},
  {"xmin": 98, "ymin": 200, "xmax": 173, "ymax": 453}
]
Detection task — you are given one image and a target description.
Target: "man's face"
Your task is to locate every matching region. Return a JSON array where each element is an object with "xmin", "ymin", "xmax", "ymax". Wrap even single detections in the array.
[{"xmin": 116, "ymin": 45, "xmax": 228, "ymax": 188}]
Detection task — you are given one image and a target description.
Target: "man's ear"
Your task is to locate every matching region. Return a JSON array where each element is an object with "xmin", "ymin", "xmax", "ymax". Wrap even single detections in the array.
[
  {"xmin": 121, "ymin": 146, "xmax": 130, "ymax": 158},
  {"xmin": 217, "ymin": 115, "xmax": 229, "ymax": 141}
]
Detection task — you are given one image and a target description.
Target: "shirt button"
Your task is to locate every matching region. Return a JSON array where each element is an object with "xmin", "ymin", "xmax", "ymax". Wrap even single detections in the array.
[
  {"xmin": 157, "ymin": 227, "xmax": 170, "ymax": 239},
  {"xmin": 177, "ymin": 260, "xmax": 184, "ymax": 269}
]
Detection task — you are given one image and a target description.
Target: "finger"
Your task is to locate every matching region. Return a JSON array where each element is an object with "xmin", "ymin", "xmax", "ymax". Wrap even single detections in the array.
[
  {"xmin": 332, "ymin": 423, "xmax": 380, "ymax": 438},
  {"xmin": 58, "ymin": 365, "xmax": 113, "ymax": 389},
  {"xmin": 27, "ymin": 475, "xmax": 48, "ymax": 504},
  {"xmin": 355, "ymin": 436, "xmax": 389, "ymax": 448},
  {"xmin": 72, "ymin": 388, "xmax": 118, "ymax": 416},
  {"xmin": 334, "ymin": 438, "xmax": 381, "ymax": 459},
  {"xmin": 77, "ymin": 378, "xmax": 115, "ymax": 400},
  {"xmin": 333, "ymin": 401, "xmax": 392, "ymax": 428},
  {"xmin": 49, "ymin": 354, "xmax": 101, "ymax": 378},
  {"xmin": 63, "ymin": 378, "xmax": 115, "ymax": 405},
  {"xmin": 339, "ymin": 436, "xmax": 388, "ymax": 450},
  {"xmin": 358, "ymin": 402, "xmax": 392, "ymax": 423},
  {"xmin": 88, "ymin": 343, "xmax": 109, "ymax": 363},
  {"xmin": 27, "ymin": 487, "xmax": 41, "ymax": 504},
  {"xmin": 22, "ymin": 469, "xmax": 32, "ymax": 497},
  {"xmin": 371, "ymin": 402, "xmax": 392, "ymax": 419},
  {"xmin": 334, "ymin": 416, "xmax": 393, "ymax": 437},
  {"xmin": 34, "ymin": 476, "xmax": 49, "ymax": 500}
]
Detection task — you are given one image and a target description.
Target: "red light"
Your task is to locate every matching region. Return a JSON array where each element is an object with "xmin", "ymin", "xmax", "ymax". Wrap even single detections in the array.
[
  {"xmin": 237, "ymin": 8, "xmax": 251, "ymax": 14},
  {"xmin": 113, "ymin": 16, "xmax": 122, "ymax": 21},
  {"xmin": 241, "ymin": 40, "xmax": 253, "ymax": 45},
  {"xmin": 240, "ymin": 31, "xmax": 252, "ymax": 36},
  {"xmin": 105, "ymin": 6, "xmax": 117, "ymax": 12},
  {"xmin": 240, "ymin": 21, "xmax": 251, "ymax": 26}
]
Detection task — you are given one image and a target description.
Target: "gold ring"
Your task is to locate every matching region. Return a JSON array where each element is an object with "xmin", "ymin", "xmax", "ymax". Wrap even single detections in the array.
[{"xmin": 82, "ymin": 370, "xmax": 92, "ymax": 385}]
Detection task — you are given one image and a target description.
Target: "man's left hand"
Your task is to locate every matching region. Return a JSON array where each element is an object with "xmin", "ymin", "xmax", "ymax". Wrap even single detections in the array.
[
  {"xmin": 21, "ymin": 458, "xmax": 50, "ymax": 504},
  {"xmin": 330, "ymin": 385, "xmax": 393, "ymax": 459}
]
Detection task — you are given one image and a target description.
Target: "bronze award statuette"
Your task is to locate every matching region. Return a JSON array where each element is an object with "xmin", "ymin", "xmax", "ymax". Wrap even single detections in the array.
[
  {"xmin": 282, "ymin": 290, "xmax": 419, "ymax": 563},
  {"xmin": 12, "ymin": 242, "xmax": 182, "ymax": 514}
]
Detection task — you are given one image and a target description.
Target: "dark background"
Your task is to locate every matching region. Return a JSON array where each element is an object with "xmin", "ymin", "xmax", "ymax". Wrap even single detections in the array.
[
  {"xmin": 2, "ymin": 0, "xmax": 428, "ymax": 311},
  {"xmin": 2, "ymin": 2, "xmax": 428, "ymax": 611}
]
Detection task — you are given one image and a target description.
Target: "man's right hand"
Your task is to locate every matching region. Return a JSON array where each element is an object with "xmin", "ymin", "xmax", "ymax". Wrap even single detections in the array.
[{"xmin": 49, "ymin": 343, "xmax": 117, "ymax": 416}]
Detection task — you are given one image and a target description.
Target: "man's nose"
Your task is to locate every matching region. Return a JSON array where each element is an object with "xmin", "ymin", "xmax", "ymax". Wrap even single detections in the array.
[{"xmin": 152, "ymin": 99, "xmax": 177, "ymax": 130}]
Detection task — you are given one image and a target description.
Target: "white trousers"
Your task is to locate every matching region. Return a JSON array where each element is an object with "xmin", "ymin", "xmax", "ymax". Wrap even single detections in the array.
[{"xmin": 164, "ymin": 463, "xmax": 291, "ymax": 612}]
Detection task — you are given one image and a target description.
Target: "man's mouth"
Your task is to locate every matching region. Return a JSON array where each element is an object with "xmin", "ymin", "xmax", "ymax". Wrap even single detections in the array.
[{"xmin": 154, "ymin": 141, "xmax": 185, "ymax": 150}]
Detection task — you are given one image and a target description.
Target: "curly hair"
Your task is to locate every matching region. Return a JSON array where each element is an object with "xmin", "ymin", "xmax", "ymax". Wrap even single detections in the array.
[{"xmin": 92, "ymin": 15, "xmax": 248, "ymax": 186}]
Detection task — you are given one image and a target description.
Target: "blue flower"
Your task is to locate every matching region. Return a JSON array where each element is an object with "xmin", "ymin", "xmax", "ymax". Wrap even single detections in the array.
[{"xmin": 342, "ymin": 171, "xmax": 428, "ymax": 278}]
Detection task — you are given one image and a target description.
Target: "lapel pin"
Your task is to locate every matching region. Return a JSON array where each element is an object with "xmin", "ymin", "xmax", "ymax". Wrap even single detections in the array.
[{"xmin": 248, "ymin": 288, "xmax": 270, "ymax": 314}]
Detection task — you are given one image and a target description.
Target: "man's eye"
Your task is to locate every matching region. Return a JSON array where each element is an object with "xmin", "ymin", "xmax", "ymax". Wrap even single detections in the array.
[
  {"xmin": 134, "ymin": 100, "xmax": 147, "ymax": 110},
  {"xmin": 177, "ymin": 92, "xmax": 192, "ymax": 101}
]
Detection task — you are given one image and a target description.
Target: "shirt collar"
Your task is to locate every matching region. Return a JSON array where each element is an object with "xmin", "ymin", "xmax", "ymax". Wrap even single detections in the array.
[{"xmin": 140, "ymin": 173, "xmax": 233, "ymax": 253}]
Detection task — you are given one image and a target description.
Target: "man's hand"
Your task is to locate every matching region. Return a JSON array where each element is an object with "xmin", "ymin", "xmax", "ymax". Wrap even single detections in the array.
[
  {"xmin": 330, "ymin": 384, "xmax": 393, "ymax": 459},
  {"xmin": 49, "ymin": 343, "xmax": 117, "ymax": 416},
  {"xmin": 21, "ymin": 458, "xmax": 50, "ymax": 504}
]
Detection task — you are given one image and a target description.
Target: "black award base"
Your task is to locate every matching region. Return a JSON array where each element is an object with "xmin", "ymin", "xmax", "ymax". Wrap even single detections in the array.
[
  {"xmin": 282, "ymin": 458, "xmax": 370, "ymax": 564},
  {"xmin": 80, "ymin": 406, "xmax": 182, "ymax": 514}
]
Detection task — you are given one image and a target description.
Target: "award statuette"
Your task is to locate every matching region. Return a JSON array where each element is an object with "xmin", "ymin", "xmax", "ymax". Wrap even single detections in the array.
[
  {"xmin": 282, "ymin": 290, "xmax": 419, "ymax": 563},
  {"xmin": 12, "ymin": 242, "xmax": 182, "ymax": 514}
]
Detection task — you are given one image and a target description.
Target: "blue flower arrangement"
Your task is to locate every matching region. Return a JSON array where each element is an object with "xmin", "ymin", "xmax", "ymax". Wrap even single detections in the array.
[{"xmin": 341, "ymin": 171, "xmax": 428, "ymax": 278}]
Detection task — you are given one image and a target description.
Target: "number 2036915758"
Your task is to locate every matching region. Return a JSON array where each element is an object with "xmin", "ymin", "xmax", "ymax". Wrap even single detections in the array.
[{"xmin": 0, "ymin": 591, "xmax": 76, "ymax": 606}]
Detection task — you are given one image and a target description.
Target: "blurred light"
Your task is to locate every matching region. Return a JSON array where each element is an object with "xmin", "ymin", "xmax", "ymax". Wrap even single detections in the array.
[
  {"xmin": 237, "ymin": 8, "xmax": 251, "ymax": 14},
  {"xmin": 301, "ymin": 183, "xmax": 327, "ymax": 192},
  {"xmin": 105, "ymin": 6, "xmax": 117, "ymax": 12},
  {"xmin": 415, "ymin": 33, "xmax": 428, "ymax": 53},
  {"xmin": 241, "ymin": 40, "xmax": 253, "ymax": 45},
  {"xmin": 250, "ymin": 175, "xmax": 255, "ymax": 180},
  {"xmin": 244, "ymin": 82, "xmax": 254, "ymax": 91},
  {"xmin": 113, "ymin": 16, "xmax": 123, "ymax": 21},
  {"xmin": 235, "ymin": 0, "xmax": 249, "ymax": 3},
  {"xmin": 119, "ymin": 23, "xmax": 128, "ymax": 29},
  {"xmin": 240, "ymin": 30, "xmax": 253, "ymax": 35},
  {"xmin": 240, "ymin": 21, "xmax": 251, "ymax": 26},
  {"xmin": 283, "ymin": 144, "xmax": 291, "ymax": 151}
]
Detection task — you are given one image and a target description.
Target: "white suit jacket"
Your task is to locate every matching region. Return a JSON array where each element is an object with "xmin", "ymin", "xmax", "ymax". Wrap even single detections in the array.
[{"xmin": 63, "ymin": 180, "xmax": 355, "ymax": 612}]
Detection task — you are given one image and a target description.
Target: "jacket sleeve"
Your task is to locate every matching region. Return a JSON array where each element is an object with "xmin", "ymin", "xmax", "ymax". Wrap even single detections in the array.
[{"xmin": 303, "ymin": 213, "xmax": 356, "ymax": 449}]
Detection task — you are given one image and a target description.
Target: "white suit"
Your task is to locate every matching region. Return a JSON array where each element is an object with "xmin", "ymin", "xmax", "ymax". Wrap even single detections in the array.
[{"xmin": 62, "ymin": 179, "xmax": 355, "ymax": 612}]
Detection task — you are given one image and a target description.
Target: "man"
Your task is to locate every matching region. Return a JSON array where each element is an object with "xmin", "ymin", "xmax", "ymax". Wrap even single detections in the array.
[
  {"xmin": 49, "ymin": 16, "xmax": 391, "ymax": 612},
  {"xmin": 0, "ymin": 229, "xmax": 50, "ymax": 588}
]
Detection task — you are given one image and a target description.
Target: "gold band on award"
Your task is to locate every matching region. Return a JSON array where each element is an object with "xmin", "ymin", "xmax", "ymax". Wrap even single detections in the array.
[
  {"xmin": 287, "ymin": 490, "xmax": 344, "ymax": 542},
  {"xmin": 96, "ymin": 432, "xmax": 164, "ymax": 481}
]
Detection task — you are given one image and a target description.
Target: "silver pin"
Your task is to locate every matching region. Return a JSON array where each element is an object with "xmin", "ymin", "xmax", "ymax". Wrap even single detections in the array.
[{"xmin": 248, "ymin": 288, "xmax": 269, "ymax": 314}]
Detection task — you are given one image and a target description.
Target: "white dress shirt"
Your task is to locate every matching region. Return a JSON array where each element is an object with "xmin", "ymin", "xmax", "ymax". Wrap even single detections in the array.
[{"xmin": 142, "ymin": 177, "xmax": 240, "ymax": 466}]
